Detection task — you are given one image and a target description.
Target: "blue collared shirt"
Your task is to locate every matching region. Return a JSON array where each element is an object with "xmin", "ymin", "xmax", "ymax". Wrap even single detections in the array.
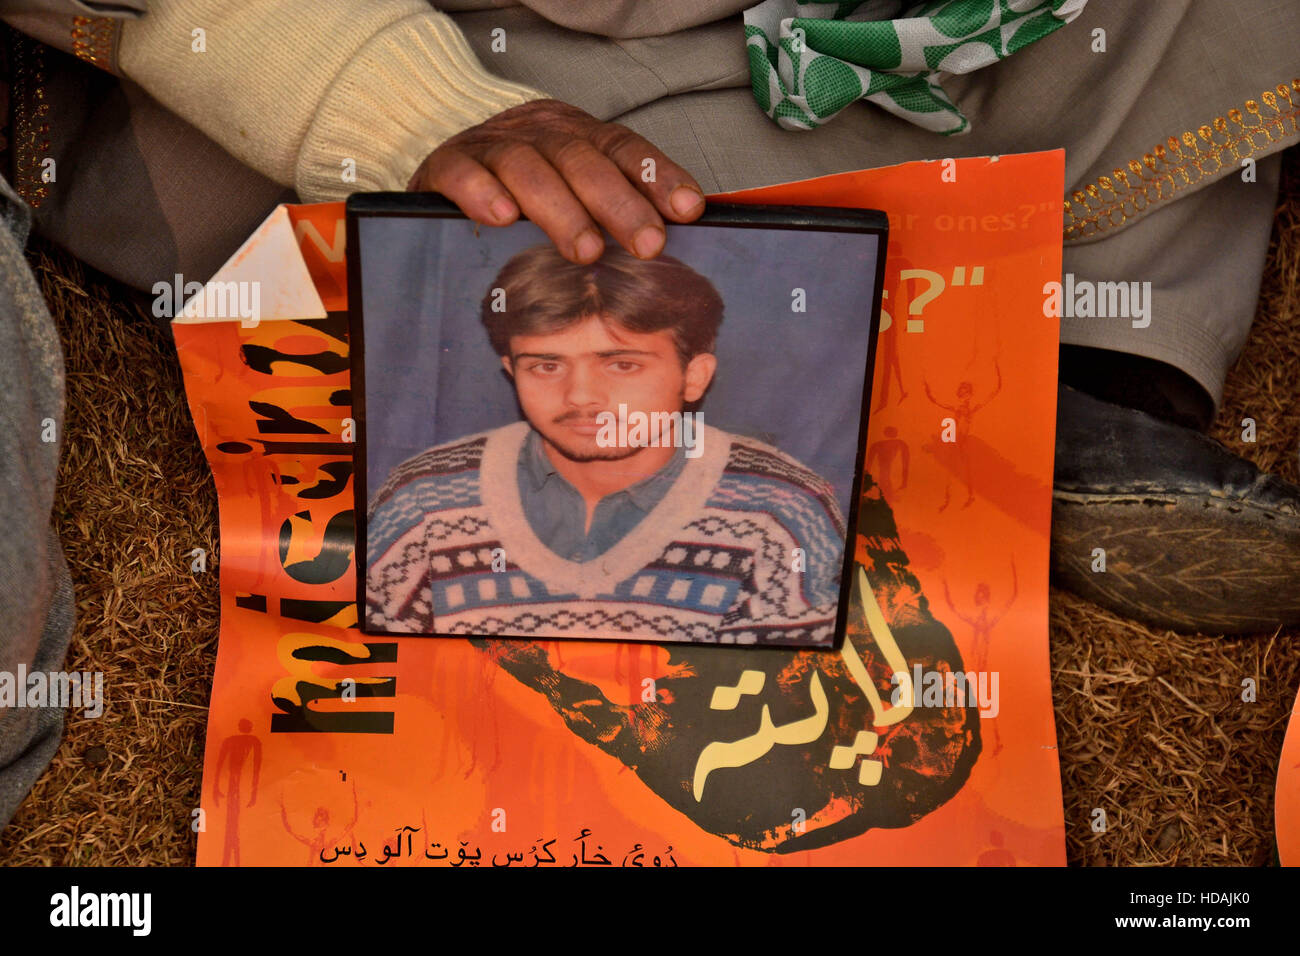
[{"xmin": 516, "ymin": 428, "xmax": 687, "ymax": 562}]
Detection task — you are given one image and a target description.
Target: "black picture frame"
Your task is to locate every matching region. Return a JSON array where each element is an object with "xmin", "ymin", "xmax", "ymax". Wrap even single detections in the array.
[{"xmin": 347, "ymin": 191, "xmax": 887, "ymax": 650}]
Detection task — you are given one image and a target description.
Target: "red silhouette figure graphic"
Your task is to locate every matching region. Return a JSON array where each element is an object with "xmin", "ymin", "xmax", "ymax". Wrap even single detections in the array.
[
  {"xmin": 977, "ymin": 830, "xmax": 1017, "ymax": 866},
  {"xmin": 866, "ymin": 426, "xmax": 910, "ymax": 501},
  {"xmin": 546, "ymin": 640, "xmax": 567, "ymax": 668},
  {"xmin": 281, "ymin": 778, "xmax": 358, "ymax": 866},
  {"xmin": 943, "ymin": 561, "xmax": 1017, "ymax": 756},
  {"xmin": 462, "ymin": 649, "xmax": 503, "ymax": 779},
  {"xmin": 924, "ymin": 362, "xmax": 1002, "ymax": 510},
  {"xmin": 213, "ymin": 717, "xmax": 262, "ymax": 866},
  {"xmin": 432, "ymin": 643, "xmax": 503, "ymax": 781},
  {"xmin": 874, "ymin": 321, "xmax": 908, "ymax": 412},
  {"xmin": 615, "ymin": 643, "xmax": 662, "ymax": 733},
  {"xmin": 527, "ymin": 712, "xmax": 579, "ymax": 808}
]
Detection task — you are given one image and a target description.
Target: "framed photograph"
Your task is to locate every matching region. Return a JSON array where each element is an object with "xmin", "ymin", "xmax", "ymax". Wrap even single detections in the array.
[{"xmin": 348, "ymin": 192, "xmax": 886, "ymax": 649}]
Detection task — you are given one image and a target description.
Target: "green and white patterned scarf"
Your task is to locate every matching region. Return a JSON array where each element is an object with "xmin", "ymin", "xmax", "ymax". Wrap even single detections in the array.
[{"xmin": 744, "ymin": 0, "xmax": 1088, "ymax": 133}]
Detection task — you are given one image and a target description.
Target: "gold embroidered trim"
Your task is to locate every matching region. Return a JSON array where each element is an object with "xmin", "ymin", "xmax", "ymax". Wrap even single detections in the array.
[
  {"xmin": 11, "ymin": 31, "xmax": 50, "ymax": 208},
  {"xmin": 71, "ymin": 15, "xmax": 117, "ymax": 72},
  {"xmin": 1063, "ymin": 78, "xmax": 1300, "ymax": 242}
]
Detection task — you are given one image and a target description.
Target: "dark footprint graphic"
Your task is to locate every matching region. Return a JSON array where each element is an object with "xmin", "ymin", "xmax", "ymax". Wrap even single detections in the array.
[{"xmin": 469, "ymin": 475, "xmax": 980, "ymax": 852}]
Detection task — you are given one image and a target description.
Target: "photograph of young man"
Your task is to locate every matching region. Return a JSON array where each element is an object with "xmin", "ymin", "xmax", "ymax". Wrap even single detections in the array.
[{"xmin": 365, "ymin": 242, "xmax": 849, "ymax": 646}]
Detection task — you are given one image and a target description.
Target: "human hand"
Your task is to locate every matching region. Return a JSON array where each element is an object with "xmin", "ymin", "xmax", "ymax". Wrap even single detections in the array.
[{"xmin": 407, "ymin": 98, "xmax": 706, "ymax": 263}]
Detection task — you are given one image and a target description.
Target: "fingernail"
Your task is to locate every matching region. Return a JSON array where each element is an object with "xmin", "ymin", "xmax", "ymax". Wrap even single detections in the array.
[
  {"xmin": 490, "ymin": 197, "xmax": 516, "ymax": 222},
  {"xmin": 575, "ymin": 229, "xmax": 603, "ymax": 261},
  {"xmin": 633, "ymin": 226, "xmax": 663, "ymax": 259},
  {"xmin": 670, "ymin": 186, "xmax": 704, "ymax": 216}
]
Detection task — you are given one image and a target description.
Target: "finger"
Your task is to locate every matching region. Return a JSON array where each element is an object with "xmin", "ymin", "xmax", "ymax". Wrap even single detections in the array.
[
  {"xmin": 412, "ymin": 147, "xmax": 521, "ymax": 226},
  {"xmin": 534, "ymin": 134, "xmax": 669, "ymax": 260},
  {"xmin": 588, "ymin": 122, "xmax": 706, "ymax": 223},
  {"xmin": 482, "ymin": 141, "xmax": 606, "ymax": 263}
]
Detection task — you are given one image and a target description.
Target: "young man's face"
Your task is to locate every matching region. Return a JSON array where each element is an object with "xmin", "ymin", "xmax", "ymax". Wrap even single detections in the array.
[{"xmin": 503, "ymin": 313, "xmax": 716, "ymax": 462}]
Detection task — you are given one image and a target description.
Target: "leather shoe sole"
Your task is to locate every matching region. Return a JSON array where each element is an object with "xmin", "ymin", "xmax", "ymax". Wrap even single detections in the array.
[{"xmin": 1051, "ymin": 385, "xmax": 1300, "ymax": 634}]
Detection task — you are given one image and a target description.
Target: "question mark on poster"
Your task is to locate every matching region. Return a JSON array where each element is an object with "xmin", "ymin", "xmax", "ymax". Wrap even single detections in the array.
[{"xmin": 900, "ymin": 269, "xmax": 945, "ymax": 332}]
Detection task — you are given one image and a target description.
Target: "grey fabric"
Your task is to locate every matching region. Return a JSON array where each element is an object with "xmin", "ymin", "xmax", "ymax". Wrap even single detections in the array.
[
  {"xmin": 444, "ymin": 0, "xmax": 1297, "ymax": 228},
  {"xmin": 0, "ymin": 0, "xmax": 142, "ymax": 15},
  {"xmin": 1, "ymin": 0, "xmax": 143, "ymax": 74},
  {"xmin": 444, "ymin": 7, "xmax": 753, "ymax": 122},
  {"xmin": 30, "ymin": 52, "xmax": 294, "ymax": 298},
  {"xmin": 465, "ymin": 0, "xmax": 753, "ymax": 38},
  {"xmin": 1061, "ymin": 152, "xmax": 1283, "ymax": 408},
  {"xmin": 0, "ymin": 169, "xmax": 75, "ymax": 832}
]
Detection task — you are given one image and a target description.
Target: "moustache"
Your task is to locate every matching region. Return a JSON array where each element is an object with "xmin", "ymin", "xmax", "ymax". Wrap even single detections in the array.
[{"xmin": 553, "ymin": 411, "xmax": 608, "ymax": 425}]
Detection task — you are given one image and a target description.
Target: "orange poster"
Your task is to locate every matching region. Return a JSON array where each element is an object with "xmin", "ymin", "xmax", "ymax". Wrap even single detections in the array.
[
  {"xmin": 1278, "ymin": 689, "xmax": 1300, "ymax": 865},
  {"xmin": 175, "ymin": 150, "xmax": 1065, "ymax": 866}
]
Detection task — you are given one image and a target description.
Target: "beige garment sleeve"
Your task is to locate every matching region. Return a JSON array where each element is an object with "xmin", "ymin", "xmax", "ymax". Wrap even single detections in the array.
[{"xmin": 118, "ymin": 0, "xmax": 553, "ymax": 201}]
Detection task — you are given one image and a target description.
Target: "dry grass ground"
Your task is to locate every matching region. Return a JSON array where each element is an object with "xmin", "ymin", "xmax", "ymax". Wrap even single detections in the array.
[
  {"xmin": 1, "ymin": 149, "xmax": 1297, "ymax": 867},
  {"xmin": 1057, "ymin": 146, "xmax": 1300, "ymax": 866}
]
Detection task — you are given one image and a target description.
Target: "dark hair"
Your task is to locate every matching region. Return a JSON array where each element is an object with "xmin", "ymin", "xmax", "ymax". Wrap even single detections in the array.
[{"xmin": 480, "ymin": 243, "xmax": 724, "ymax": 364}]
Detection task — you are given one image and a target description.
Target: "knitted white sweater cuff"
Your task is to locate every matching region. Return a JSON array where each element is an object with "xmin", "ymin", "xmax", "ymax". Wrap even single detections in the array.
[
  {"xmin": 296, "ymin": 12, "xmax": 553, "ymax": 201},
  {"xmin": 119, "ymin": 0, "xmax": 553, "ymax": 203}
]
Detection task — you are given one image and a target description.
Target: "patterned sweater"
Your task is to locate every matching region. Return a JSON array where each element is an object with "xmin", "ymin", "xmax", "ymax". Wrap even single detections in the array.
[{"xmin": 365, "ymin": 421, "xmax": 847, "ymax": 646}]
